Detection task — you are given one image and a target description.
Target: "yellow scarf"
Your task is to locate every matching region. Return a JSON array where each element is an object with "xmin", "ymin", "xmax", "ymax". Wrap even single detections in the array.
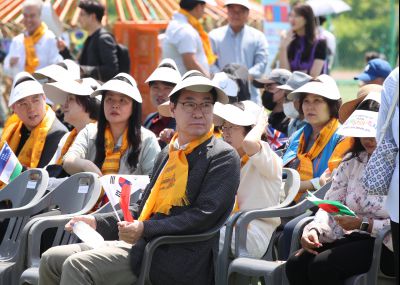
[
  {"xmin": 24, "ymin": 22, "xmax": 47, "ymax": 73},
  {"xmin": 233, "ymin": 154, "xmax": 250, "ymax": 213},
  {"xmin": 101, "ymin": 126, "xmax": 129, "ymax": 175},
  {"xmin": 179, "ymin": 8, "xmax": 217, "ymax": 65},
  {"xmin": 0, "ymin": 105, "xmax": 55, "ymax": 168},
  {"xmin": 296, "ymin": 118, "xmax": 339, "ymax": 181},
  {"xmin": 327, "ymin": 137, "xmax": 354, "ymax": 172},
  {"xmin": 56, "ymin": 129, "xmax": 78, "ymax": 165},
  {"xmin": 139, "ymin": 126, "xmax": 214, "ymax": 221}
]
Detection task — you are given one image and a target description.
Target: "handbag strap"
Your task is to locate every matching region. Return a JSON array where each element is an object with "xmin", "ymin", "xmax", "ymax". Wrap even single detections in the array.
[{"xmin": 379, "ymin": 79, "xmax": 399, "ymax": 144}]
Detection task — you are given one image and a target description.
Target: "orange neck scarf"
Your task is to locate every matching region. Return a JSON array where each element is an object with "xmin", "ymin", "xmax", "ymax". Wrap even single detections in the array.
[
  {"xmin": 1, "ymin": 105, "xmax": 55, "ymax": 168},
  {"xmin": 101, "ymin": 126, "xmax": 129, "ymax": 175},
  {"xmin": 179, "ymin": 9, "xmax": 217, "ymax": 65},
  {"xmin": 139, "ymin": 126, "xmax": 214, "ymax": 221},
  {"xmin": 56, "ymin": 129, "xmax": 78, "ymax": 165},
  {"xmin": 297, "ymin": 118, "xmax": 339, "ymax": 181},
  {"xmin": 24, "ymin": 22, "xmax": 47, "ymax": 73}
]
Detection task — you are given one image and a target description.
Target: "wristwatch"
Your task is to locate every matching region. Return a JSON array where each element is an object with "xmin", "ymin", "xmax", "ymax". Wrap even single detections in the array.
[{"xmin": 360, "ymin": 216, "xmax": 369, "ymax": 232}]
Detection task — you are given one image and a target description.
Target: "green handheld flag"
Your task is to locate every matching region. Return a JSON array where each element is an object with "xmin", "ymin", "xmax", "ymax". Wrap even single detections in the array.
[{"xmin": 306, "ymin": 191, "xmax": 356, "ymax": 216}]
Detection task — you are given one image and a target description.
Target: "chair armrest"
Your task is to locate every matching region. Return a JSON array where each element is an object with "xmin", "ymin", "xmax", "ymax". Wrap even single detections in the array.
[
  {"xmin": 26, "ymin": 216, "xmax": 77, "ymax": 268},
  {"xmin": 289, "ymin": 216, "xmax": 314, "ymax": 256},
  {"xmin": 234, "ymin": 199, "xmax": 315, "ymax": 258},
  {"xmin": 137, "ymin": 229, "xmax": 222, "ymax": 285},
  {"xmin": 366, "ymin": 226, "xmax": 392, "ymax": 285}
]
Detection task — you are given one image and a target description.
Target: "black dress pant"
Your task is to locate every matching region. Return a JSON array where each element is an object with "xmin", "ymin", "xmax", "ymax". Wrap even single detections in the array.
[
  {"xmin": 391, "ymin": 220, "xmax": 399, "ymax": 284},
  {"xmin": 285, "ymin": 232, "xmax": 395, "ymax": 285}
]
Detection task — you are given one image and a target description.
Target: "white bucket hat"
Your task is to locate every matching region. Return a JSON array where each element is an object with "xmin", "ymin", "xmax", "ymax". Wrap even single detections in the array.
[
  {"xmin": 213, "ymin": 102, "xmax": 257, "ymax": 126},
  {"xmin": 145, "ymin": 58, "xmax": 181, "ymax": 85},
  {"xmin": 44, "ymin": 78, "xmax": 101, "ymax": 105},
  {"xmin": 212, "ymin": 72, "xmax": 239, "ymax": 98},
  {"xmin": 91, "ymin": 73, "xmax": 142, "ymax": 103},
  {"xmin": 169, "ymin": 70, "xmax": 229, "ymax": 104},
  {"xmin": 337, "ymin": 91, "xmax": 381, "ymax": 138},
  {"xmin": 9, "ymin": 77, "xmax": 44, "ymax": 107},
  {"xmin": 33, "ymin": 59, "xmax": 81, "ymax": 82},
  {"xmin": 288, "ymin": 74, "xmax": 341, "ymax": 101},
  {"xmin": 225, "ymin": 0, "xmax": 251, "ymax": 10}
]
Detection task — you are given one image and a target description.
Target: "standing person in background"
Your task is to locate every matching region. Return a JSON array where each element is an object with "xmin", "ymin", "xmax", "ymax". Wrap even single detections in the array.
[
  {"xmin": 278, "ymin": 3, "xmax": 327, "ymax": 77},
  {"xmin": 58, "ymin": 0, "xmax": 119, "ymax": 81},
  {"xmin": 162, "ymin": 0, "xmax": 217, "ymax": 77},
  {"xmin": 209, "ymin": 0, "xmax": 269, "ymax": 105},
  {"xmin": 3, "ymin": 0, "xmax": 62, "ymax": 78},
  {"xmin": 316, "ymin": 16, "xmax": 336, "ymax": 73},
  {"xmin": 377, "ymin": 67, "xmax": 399, "ymax": 284}
]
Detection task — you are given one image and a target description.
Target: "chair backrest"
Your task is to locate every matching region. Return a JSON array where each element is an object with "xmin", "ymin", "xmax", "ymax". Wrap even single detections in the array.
[
  {"xmin": 0, "ymin": 172, "xmax": 101, "ymax": 260},
  {"xmin": 0, "ymin": 168, "xmax": 49, "ymax": 209},
  {"xmin": 277, "ymin": 168, "xmax": 301, "ymax": 209}
]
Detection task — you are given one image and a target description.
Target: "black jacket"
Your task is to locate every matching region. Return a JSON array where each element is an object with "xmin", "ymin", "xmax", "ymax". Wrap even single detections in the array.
[
  {"xmin": 95, "ymin": 137, "xmax": 240, "ymax": 285},
  {"xmin": 61, "ymin": 28, "xmax": 119, "ymax": 82}
]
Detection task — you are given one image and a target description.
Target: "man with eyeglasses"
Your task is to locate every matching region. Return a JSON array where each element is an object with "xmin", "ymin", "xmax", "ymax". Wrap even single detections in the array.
[
  {"xmin": 0, "ymin": 73, "xmax": 67, "ymax": 171},
  {"xmin": 3, "ymin": 0, "xmax": 62, "ymax": 79},
  {"xmin": 209, "ymin": 0, "xmax": 269, "ymax": 104},
  {"xmin": 58, "ymin": 0, "xmax": 119, "ymax": 81},
  {"xmin": 39, "ymin": 70, "xmax": 240, "ymax": 285}
]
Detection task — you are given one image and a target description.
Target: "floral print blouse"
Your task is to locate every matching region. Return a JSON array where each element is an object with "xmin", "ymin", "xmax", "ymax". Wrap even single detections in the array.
[{"xmin": 304, "ymin": 151, "xmax": 392, "ymax": 250}]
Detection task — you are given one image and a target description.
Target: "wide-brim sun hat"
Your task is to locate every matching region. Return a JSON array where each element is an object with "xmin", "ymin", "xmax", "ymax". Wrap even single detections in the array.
[
  {"xmin": 33, "ymin": 59, "xmax": 81, "ymax": 82},
  {"xmin": 145, "ymin": 58, "xmax": 181, "ymax": 85},
  {"xmin": 339, "ymin": 84, "xmax": 383, "ymax": 124},
  {"xmin": 169, "ymin": 70, "xmax": 229, "ymax": 104},
  {"xmin": 224, "ymin": 0, "xmax": 251, "ymax": 9},
  {"xmin": 212, "ymin": 72, "xmax": 239, "ymax": 98},
  {"xmin": 9, "ymin": 78, "xmax": 44, "ymax": 107},
  {"xmin": 44, "ymin": 78, "xmax": 102, "ymax": 106},
  {"xmin": 337, "ymin": 91, "xmax": 381, "ymax": 138},
  {"xmin": 91, "ymin": 73, "xmax": 142, "ymax": 103},
  {"xmin": 213, "ymin": 102, "xmax": 257, "ymax": 126},
  {"xmin": 288, "ymin": 74, "xmax": 341, "ymax": 101}
]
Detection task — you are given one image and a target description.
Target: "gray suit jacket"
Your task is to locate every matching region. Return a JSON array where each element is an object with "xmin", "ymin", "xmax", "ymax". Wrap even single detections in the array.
[{"xmin": 95, "ymin": 136, "xmax": 240, "ymax": 285}]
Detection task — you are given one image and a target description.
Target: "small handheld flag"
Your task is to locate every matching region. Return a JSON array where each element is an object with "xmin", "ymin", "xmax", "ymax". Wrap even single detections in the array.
[
  {"xmin": 99, "ymin": 175, "xmax": 150, "ymax": 222},
  {"xmin": 0, "ymin": 142, "xmax": 23, "ymax": 185},
  {"xmin": 306, "ymin": 191, "xmax": 356, "ymax": 216}
]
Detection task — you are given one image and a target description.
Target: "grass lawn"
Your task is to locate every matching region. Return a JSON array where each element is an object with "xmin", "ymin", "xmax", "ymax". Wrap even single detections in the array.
[{"xmin": 337, "ymin": 81, "xmax": 359, "ymax": 103}]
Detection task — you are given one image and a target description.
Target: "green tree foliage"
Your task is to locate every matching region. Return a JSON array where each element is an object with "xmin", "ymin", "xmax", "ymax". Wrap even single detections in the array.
[{"xmin": 331, "ymin": 0, "xmax": 398, "ymax": 69}]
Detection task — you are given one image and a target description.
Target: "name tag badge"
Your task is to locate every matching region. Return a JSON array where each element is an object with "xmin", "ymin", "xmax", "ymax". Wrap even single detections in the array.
[
  {"xmin": 78, "ymin": 185, "xmax": 89, "ymax": 194},
  {"xmin": 27, "ymin": 181, "xmax": 37, "ymax": 189}
]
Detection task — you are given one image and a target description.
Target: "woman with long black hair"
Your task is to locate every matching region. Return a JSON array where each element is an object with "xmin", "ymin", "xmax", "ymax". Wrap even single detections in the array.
[
  {"xmin": 63, "ymin": 73, "xmax": 160, "ymax": 177},
  {"xmin": 278, "ymin": 3, "xmax": 327, "ymax": 77}
]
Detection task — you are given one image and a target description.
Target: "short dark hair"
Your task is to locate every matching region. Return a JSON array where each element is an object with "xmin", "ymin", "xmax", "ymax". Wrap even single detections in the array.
[
  {"xmin": 75, "ymin": 95, "xmax": 100, "ymax": 120},
  {"xmin": 78, "ymin": 0, "xmax": 105, "ymax": 22},
  {"xmin": 179, "ymin": 0, "xmax": 205, "ymax": 11},
  {"xmin": 169, "ymin": 88, "xmax": 218, "ymax": 105},
  {"xmin": 298, "ymin": 93, "xmax": 342, "ymax": 119}
]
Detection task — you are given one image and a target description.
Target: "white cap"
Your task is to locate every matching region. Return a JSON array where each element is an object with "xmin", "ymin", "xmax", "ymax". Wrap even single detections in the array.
[
  {"xmin": 212, "ymin": 72, "xmax": 238, "ymax": 98},
  {"xmin": 44, "ymin": 78, "xmax": 101, "ymax": 105},
  {"xmin": 202, "ymin": 0, "xmax": 217, "ymax": 6},
  {"xmin": 33, "ymin": 59, "xmax": 81, "ymax": 82},
  {"xmin": 224, "ymin": 0, "xmax": 251, "ymax": 9},
  {"xmin": 169, "ymin": 70, "xmax": 228, "ymax": 104},
  {"xmin": 91, "ymin": 73, "xmax": 142, "ymax": 103},
  {"xmin": 145, "ymin": 58, "xmax": 181, "ymax": 85},
  {"xmin": 9, "ymin": 79, "xmax": 44, "ymax": 107},
  {"xmin": 337, "ymin": 92, "xmax": 381, "ymax": 138},
  {"xmin": 288, "ymin": 74, "xmax": 341, "ymax": 101},
  {"xmin": 12, "ymin": 71, "xmax": 35, "ymax": 89},
  {"xmin": 213, "ymin": 102, "xmax": 257, "ymax": 126}
]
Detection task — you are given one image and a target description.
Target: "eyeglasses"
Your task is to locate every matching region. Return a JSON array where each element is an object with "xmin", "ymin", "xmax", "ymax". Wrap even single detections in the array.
[
  {"xmin": 221, "ymin": 125, "xmax": 241, "ymax": 132},
  {"xmin": 178, "ymin": 101, "xmax": 213, "ymax": 114}
]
